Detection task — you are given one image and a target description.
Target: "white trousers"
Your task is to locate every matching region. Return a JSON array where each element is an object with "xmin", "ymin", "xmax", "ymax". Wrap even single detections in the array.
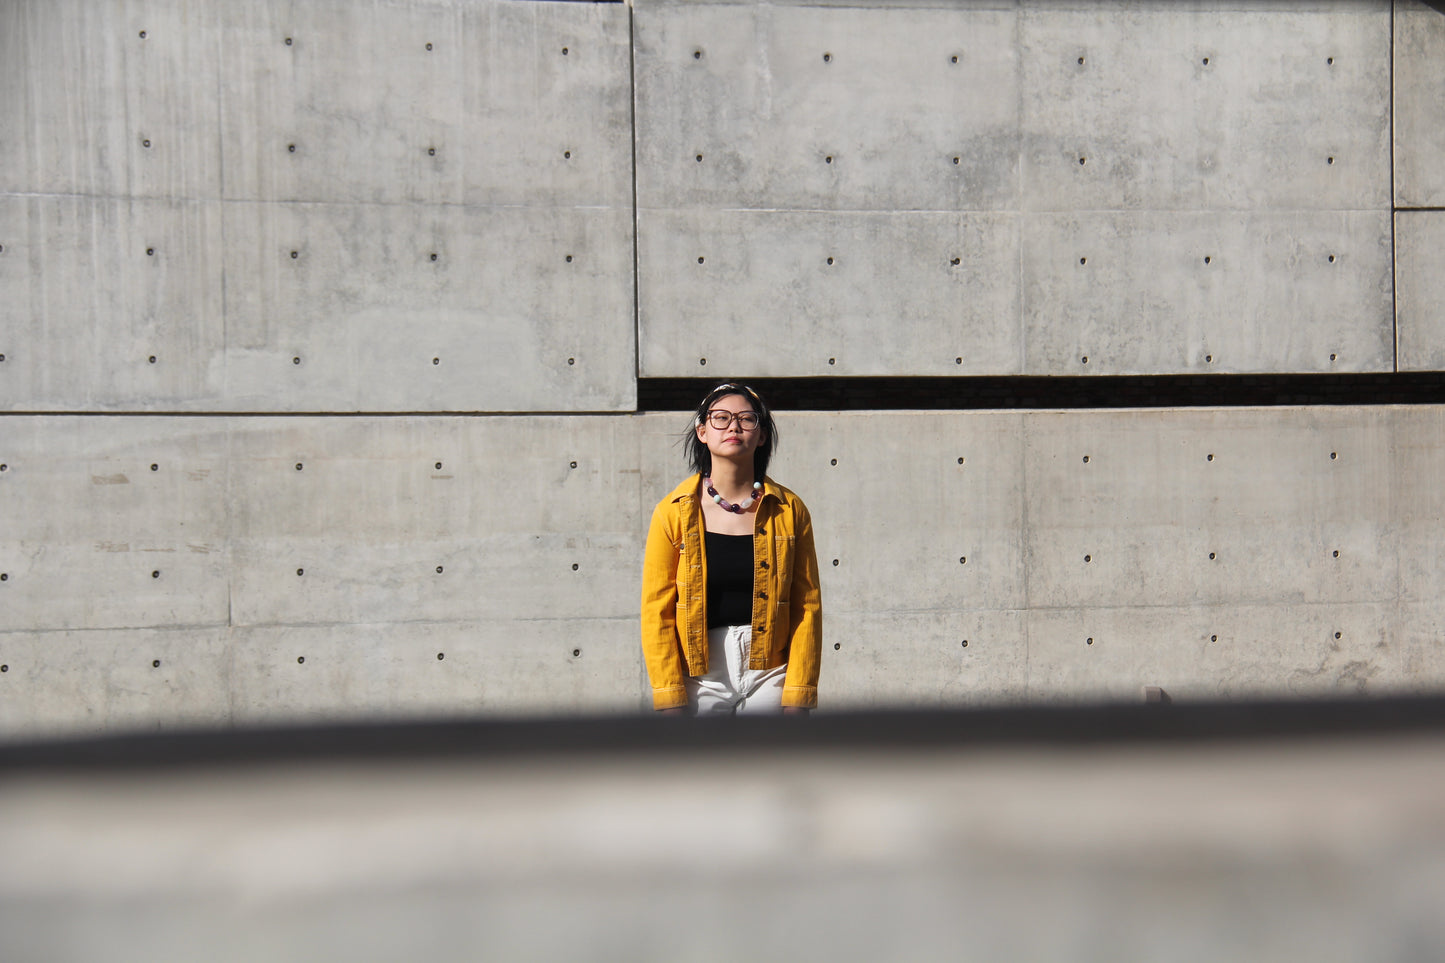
[{"xmin": 686, "ymin": 625, "xmax": 789, "ymax": 716}]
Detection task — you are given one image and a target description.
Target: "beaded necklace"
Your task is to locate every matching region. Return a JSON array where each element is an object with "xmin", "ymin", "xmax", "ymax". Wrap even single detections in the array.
[{"xmin": 704, "ymin": 477, "xmax": 762, "ymax": 514}]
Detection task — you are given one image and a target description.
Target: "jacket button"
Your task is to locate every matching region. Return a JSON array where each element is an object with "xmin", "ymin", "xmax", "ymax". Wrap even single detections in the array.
[
  {"xmin": 760, "ymin": 560, "xmax": 769, "ymax": 568},
  {"xmin": 758, "ymin": 591, "xmax": 768, "ymax": 599}
]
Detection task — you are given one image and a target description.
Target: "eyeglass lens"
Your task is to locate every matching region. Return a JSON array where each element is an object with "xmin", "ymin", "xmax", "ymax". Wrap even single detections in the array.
[{"xmin": 708, "ymin": 410, "xmax": 759, "ymax": 430}]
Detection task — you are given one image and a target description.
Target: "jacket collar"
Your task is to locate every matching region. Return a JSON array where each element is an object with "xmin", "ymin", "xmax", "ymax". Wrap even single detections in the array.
[{"xmin": 667, "ymin": 473, "xmax": 780, "ymax": 505}]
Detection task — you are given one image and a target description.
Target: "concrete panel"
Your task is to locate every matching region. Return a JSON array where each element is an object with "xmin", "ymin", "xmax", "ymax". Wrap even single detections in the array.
[
  {"xmin": 0, "ymin": 196, "xmax": 226, "ymax": 409},
  {"xmin": 226, "ymin": 416, "xmax": 643, "ymax": 625},
  {"xmin": 776, "ymin": 411, "xmax": 1026, "ymax": 614},
  {"xmin": 0, "ymin": 629, "xmax": 233, "ymax": 737},
  {"xmin": 8, "ymin": 406, "xmax": 1445, "ymax": 734},
  {"xmin": 1020, "ymin": 2, "xmax": 1390, "ymax": 211},
  {"xmin": 0, "ymin": 0, "xmax": 223, "ymax": 200},
  {"xmin": 1025, "ymin": 602, "xmax": 1402, "ymax": 703},
  {"xmin": 0, "ymin": 0, "xmax": 635, "ymax": 413},
  {"xmin": 824, "ymin": 610, "xmax": 1029, "ymax": 709},
  {"xmin": 0, "ymin": 197, "xmax": 633, "ymax": 412},
  {"xmin": 1396, "ymin": 211, "xmax": 1445, "ymax": 372},
  {"xmin": 218, "ymin": 0, "xmax": 631, "ymax": 206},
  {"xmin": 228, "ymin": 620, "xmax": 639, "ymax": 725},
  {"xmin": 638, "ymin": 210, "xmax": 1021, "ymax": 377},
  {"xmin": 1394, "ymin": 1, "xmax": 1445, "ymax": 207},
  {"xmin": 220, "ymin": 202, "xmax": 634, "ymax": 412},
  {"xmin": 1391, "ymin": 406, "xmax": 1445, "ymax": 602},
  {"xmin": 634, "ymin": 3, "xmax": 1020, "ymax": 212},
  {"xmin": 1022, "ymin": 211, "xmax": 1393, "ymax": 375},
  {"xmin": 1022, "ymin": 407, "xmax": 1396, "ymax": 609},
  {"xmin": 0, "ymin": 417, "xmax": 230, "ymax": 632}
]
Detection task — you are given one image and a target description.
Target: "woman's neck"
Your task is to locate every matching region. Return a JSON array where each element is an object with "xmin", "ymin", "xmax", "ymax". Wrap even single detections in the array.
[{"xmin": 706, "ymin": 459, "xmax": 755, "ymax": 500}]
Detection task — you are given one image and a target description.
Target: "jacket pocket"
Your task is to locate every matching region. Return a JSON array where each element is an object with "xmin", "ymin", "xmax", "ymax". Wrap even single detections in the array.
[{"xmin": 772, "ymin": 534, "xmax": 795, "ymax": 587}]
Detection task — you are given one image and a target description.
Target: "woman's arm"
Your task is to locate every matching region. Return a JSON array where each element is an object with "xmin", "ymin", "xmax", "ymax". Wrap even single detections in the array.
[
  {"xmin": 640, "ymin": 499, "xmax": 689, "ymax": 710},
  {"xmin": 780, "ymin": 498, "xmax": 822, "ymax": 710}
]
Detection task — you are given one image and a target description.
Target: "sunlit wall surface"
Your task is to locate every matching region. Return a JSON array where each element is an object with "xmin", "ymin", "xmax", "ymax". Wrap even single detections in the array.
[{"xmin": 2, "ymin": 0, "xmax": 1444, "ymax": 736}]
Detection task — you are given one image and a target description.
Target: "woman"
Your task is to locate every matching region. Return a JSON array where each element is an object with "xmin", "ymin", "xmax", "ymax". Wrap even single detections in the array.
[{"xmin": 641, "ymin": 382, "xmax": 822, "ymax": 715}]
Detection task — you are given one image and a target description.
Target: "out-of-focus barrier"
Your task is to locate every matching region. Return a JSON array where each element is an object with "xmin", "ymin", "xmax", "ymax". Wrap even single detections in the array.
[{"xmin": 3, "ymin": 701, "xmax": 1445, "ymax": 962}]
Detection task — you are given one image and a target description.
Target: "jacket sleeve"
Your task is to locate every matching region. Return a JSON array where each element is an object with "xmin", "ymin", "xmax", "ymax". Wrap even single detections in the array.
[
  {"xmin": 640, "ymin": 498, "xmax": 689, "ymax": 709},
  {"xmin": 780, "ymin": 498, "xmax": 822, "ymax": 708}
]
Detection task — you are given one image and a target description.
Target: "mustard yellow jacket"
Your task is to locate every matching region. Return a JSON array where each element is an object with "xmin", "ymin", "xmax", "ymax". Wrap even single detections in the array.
[{"xmin": 641, "ymin": 475, "xmax": 823, "ymax": 710}]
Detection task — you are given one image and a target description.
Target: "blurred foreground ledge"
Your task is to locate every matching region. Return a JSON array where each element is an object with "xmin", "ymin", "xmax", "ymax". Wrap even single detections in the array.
[
  {"xmin": 6, "ymin": 693, "xmax": 1445, "ymax": 771},
  {"xmin": 4, "ymin": 697, "xmax": 1445, "ymax": 962}
]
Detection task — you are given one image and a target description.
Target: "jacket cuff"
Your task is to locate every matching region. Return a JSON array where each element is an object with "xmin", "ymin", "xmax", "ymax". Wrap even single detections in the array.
[
  {"xmin": 781, "ymin": 685, "xmax": 817, "ymax": 709},
  {"xmin": 652, "ymin": 685, "xmax": 688, "ymax": 710}
]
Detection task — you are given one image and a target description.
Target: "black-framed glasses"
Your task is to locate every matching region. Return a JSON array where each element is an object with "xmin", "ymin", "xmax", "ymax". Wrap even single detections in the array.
[{"xmin": 706, "ymin": 409, "xmax": 760, "ymax": 431}]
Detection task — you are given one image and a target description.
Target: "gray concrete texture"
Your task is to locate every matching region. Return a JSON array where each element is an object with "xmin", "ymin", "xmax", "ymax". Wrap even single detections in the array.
[
  {"xmin": 4, "ymin": 408, "xmax": 1445, "ymax": 736},
  {"xmin": 1394, "ymin": 0, "xmax": 1445, "ymax": 208},
  {"xmin": 0, "ymin": 0, "xmax": 635, "ymax": 411},
  {"xmin": 3, "ymin": 0, "xmax": 1445, "ymax": 732},
  {"xmin": 0, "ymin": 0, "xmax": 1442, "ymax": 407},
  {"xmin": 636, "ymin": 0, "xmax": 1415, "ymax": 378},
  {"xmin": 4, "ymin": 735, "xmax": 1445, "ymax": 961}
]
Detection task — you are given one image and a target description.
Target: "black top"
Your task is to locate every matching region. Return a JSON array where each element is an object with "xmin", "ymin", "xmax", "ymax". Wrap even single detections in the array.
[{"xmin": 704, "ymin": 531, "xmax": 755, "ymax": 628}]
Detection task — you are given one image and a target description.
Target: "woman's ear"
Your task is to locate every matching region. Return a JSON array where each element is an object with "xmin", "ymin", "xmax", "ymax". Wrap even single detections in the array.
[{"xmin": 695, "ymin": 420, "xmax": 708, "ymax": 443}]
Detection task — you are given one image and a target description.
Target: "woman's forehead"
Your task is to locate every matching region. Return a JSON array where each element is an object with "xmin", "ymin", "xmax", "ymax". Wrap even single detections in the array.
[{"xmin": 710, "ymin": 393, "xmax": 754, "ymax": 410}]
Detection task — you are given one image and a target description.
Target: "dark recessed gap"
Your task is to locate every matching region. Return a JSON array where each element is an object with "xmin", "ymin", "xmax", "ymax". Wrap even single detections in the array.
[{"xmin": 637, "ymin": 374, "xmax": 1445, "ymax": 411}]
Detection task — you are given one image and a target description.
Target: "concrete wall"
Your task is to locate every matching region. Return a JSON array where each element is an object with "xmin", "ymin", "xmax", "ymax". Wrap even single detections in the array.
[
  {"xmin": 3, "ymin": 407, "xmax": 1444, "ymax": 735},
  {"xmin": 3, "ymin": 0, "xmax": 1445, "ymax": 736},
  {"xmin": 0, "ymin": 0, "xmax": 634, "ymax": 411},
  {"xmin": 636, "ymin": 0, "xmax": 1395, "ymax": 376}
]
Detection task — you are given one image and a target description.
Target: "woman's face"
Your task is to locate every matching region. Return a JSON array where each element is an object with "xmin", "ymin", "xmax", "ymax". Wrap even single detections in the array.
[{"xmin": 696, "ymin": 393, "xmax": 766, "ymax": 463}]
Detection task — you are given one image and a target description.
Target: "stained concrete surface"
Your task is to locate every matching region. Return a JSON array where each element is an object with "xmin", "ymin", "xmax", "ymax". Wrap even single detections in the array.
[
  {"xmin": 1395, "ymin": 211, "xmax": 1445, "ymax": 372},
  {"xmin": 0, "ymin": 0, "xmax": 634, "ymax": 412},
  {"xmin": 4, "ymin": 408, "xmax": 1445, "ymax": 736},
  {"xmin": 1393, "ymin": 0, "xmax": 1445, "ymax": 208},
  {"xmin": 635, "ymin": 0, "xmax": 1395, "ymax": 378}
]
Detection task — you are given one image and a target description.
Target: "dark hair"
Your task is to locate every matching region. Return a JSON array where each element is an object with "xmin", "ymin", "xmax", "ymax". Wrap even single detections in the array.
[{"xmin": 685, "ymin": 382, "xmax": 778, "ymax": 482}]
